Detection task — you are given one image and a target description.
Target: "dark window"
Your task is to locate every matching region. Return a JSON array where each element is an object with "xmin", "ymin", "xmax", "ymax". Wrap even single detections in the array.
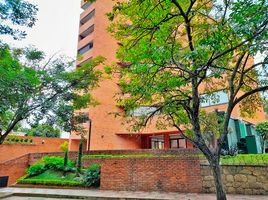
[
  {"xmin": 80, "ymin": 9, "xmax": 95, "ymax": 25},
  {"xmin": 246, "ymin": 124, "xmax": 253, "ymax": 136},
  {"xmin": 79, "ymin": 25, "xmax": 94, "ymax": 40},
  {"xmin": 234, "ymin": 119, "xmax": 241, "ymax": 140},
  {"xmin": 151, "ymin": 138, "xmax": 164, "ymax": 149},
  {"xmin": 78, "ymin": 42, "xmax": 93, "ymax": 55}
]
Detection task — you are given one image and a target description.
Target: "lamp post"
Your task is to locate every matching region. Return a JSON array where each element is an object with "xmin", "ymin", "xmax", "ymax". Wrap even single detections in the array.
[{"xmin": 87, "ymin": 118, "xmax": 92, "ymax": 155}]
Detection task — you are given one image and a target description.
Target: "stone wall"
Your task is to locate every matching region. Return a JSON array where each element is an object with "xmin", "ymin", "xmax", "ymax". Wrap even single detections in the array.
[{"xmin": 201, "ymin": 165, "xmax": 268, "ymax": 195}]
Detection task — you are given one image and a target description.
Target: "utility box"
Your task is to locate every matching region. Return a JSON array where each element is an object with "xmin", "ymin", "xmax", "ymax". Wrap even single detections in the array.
[
  {"xmin": 0, "ymin": 176, "xmax": 8, "ymax": 187},
  {"xmin": 246, "ymin": 135, "xmax": 259, "ymax": 154}
]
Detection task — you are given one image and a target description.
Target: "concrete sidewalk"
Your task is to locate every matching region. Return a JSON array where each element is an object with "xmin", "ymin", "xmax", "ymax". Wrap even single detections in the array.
[{"xmin": 0, "ymin": 187, "xmax": 267, "ymax": 200}]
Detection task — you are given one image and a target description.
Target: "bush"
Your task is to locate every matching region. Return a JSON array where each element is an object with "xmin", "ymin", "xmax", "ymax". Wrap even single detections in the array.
[
  {"xmin": 81, "ymin": 165, "xmax": 101, "ymax": 187},
  {"xmin": 27, "ymin": 162, "xmax": 46, "ymax": 176},
  {"xmin": 17, "ymin": 178, "xmax": 82, "ymax": 187},
  {"xmin": 42, "ymin": 156, "xmax": 74, "ymax": 171}
]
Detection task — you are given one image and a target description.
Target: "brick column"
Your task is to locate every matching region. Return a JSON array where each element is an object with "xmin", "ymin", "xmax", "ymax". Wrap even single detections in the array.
[{"xmin": 164, "ymin": 134, "xmax": 170, "ymax": 149}]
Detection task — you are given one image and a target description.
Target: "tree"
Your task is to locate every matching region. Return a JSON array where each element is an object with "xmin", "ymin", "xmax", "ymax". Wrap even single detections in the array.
[
  {"xmin": 60, "ymin": 141, "xmax": 69, "ymax": 174},
  {"xmin": 24, "ymin": 124, "xmax": 61, "ymax": 138},
  {"xmin": 256, "ymin": 121, "xmax": 268, "ymax": 153},
  {"xmin": 107, "ymin": 1, "xmax": 268, "ymax": 199},
  {"xmin": 76, "ymin": 140, "xmax": 84, "ymax": 176},
  {"xmin": 0, "ymin": 45, "xmax": 104, "ymax": 144},
  {"xmin": 0, "ymin": 0, "xmax": 38, "ymax": 39}
]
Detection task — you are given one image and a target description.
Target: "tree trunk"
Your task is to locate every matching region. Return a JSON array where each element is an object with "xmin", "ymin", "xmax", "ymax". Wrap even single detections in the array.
[
  {"xmin": 0, "ymin": 135, "xmax": 6, "ymax": 144},
  {"xmin": 210, "ymin": 158, "xmax": 227, "ymax": 200},
  {"xmin": 263, "ymin": 140, "xmax": 266, "ymax": 154}
]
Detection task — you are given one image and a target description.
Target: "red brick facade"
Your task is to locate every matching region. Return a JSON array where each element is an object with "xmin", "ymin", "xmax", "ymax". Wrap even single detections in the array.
[{"xmin": 0, "ymin": 136, "xmax": 70, "ymax": 162}]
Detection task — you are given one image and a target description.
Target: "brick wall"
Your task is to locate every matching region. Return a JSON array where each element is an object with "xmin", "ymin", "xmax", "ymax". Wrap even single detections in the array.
[
  {"xmin": 201, "ymin": 164, "xmax": 268, "ymax": 195},
  {"xmin": 82, "ymin": 154, "xmax": 202, "ymax": 193},
  {"xmin": 1, "ymin": 149, "xmax": 267, "ymax": 195},
  {"xmin": 0, "ymin": 137, "xmax": 70, "ymax": 162},
  {"xmin": 0, "ymin": 154, "xmax": 29, "ymax": 185}
]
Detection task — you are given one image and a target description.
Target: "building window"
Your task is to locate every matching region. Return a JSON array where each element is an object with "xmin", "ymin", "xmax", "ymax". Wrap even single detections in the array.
[
  {"xmin": 79, "ymin": 25, "xmax": 94, "ymax": 40},
  {"xmin": 170, "ymin": 138, "xmax": 187, "ymax": 148},
  {"xmin": 78, "ymin": 41, "xmax": 93, "ymax": 55},
  {"xmin": 80, "ymin": 9, "xmax": 95, "ymax": 25},
  {"xmin": 151, "ymin": 139, "xmax": 164, "ymax": 149},
  {"xmin": 129, "ymin": 106, "xmax": 159, "ymax": 117},
  {"xmin": 170, "ymin": 139, "xmax": 178, "ymax": 148},
  {"xmin": 200, "ymin": 90, "xmax": 229, "ymax": 107},
  {"xmin": 178, "ymin": 138, "xmax": 187, "ymax": 148}
]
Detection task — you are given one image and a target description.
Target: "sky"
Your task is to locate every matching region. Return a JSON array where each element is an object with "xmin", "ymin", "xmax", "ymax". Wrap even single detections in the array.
[{"xmin": 1, "ymin": 0, "xmax": 82, "ymax": 59}]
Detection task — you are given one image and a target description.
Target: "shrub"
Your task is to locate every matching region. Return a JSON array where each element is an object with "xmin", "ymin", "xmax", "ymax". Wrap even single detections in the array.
[
  {"xmin": 81, "ymin": 165, "xmax": 101, "ymax": 187},
  {"xmin": 27, "ymin": 162, "xmax": 46, "ymax": 176},
  {"xmin": 17, "ymin": 178, "xmax": 82, "ymax": 187},
  {"xmin": 76, "ymin": 140, "xmax": 84, "ymax": 175},
  {"xmin": 29, "ymin": 139, "xmax": 33, "ymax": 143},
  {"xmin": 42, "ymin": 156, "xmax": 74, "ymax": 171},
  {"xmin": 88, "ymin": 164, "xmax": 101, "ymax": 171},
  {"xmin": 24, "ymin": 138, "xmax": 28, "ymax": 143}
]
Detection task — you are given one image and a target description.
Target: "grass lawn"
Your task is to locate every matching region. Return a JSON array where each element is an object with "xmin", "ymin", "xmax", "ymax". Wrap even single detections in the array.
[
  {"xmin": 31, "ymin": 170, "xmax": 76, "ymax": 181},
  {"xmin": 83, "ymin": 153, "xmax": 268, "ymax": 165}
]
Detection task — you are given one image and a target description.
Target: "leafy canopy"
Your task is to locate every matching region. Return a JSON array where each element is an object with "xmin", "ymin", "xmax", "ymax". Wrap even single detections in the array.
[
  {"xmin": 256, "ymin": 121, "xmax": 268, "ymax": 140},
  {"xmin": 0, "ymin": 0, "xmax": 38, "ymax": 39},
  {"xmin": 0, "ymin": 45, "xmax": 105, "ymax": 143},
  {"xmin": 108, "ymin": 0, "xmax": 268, "ymax": 140},
  {"xmin": 24, "ymin": 124, "xmax": 61, "ymax": 138}
]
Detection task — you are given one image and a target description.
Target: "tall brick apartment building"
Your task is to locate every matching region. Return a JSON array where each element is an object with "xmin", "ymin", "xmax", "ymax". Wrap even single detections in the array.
[{"xmin": 69, "ymin": 0, "xmax": 267, "ymax": 152}]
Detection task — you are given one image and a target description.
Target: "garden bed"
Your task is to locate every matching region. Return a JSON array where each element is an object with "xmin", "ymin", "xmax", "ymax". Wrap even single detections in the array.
[{"xmin": 17, "ymin": 155, "xmax": 101, "ymax": 188}]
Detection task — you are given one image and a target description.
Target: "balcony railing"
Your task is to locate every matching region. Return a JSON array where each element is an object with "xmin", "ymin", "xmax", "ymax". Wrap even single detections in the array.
[{"xmin": 81, "ymin": 0, "xmax": 91, "ymax": 10}]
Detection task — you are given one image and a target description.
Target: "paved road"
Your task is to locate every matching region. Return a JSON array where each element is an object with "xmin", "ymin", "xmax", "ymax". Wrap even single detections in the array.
[{"xmin": 0, "ymin": 187, "xmax": 267, "ymax": 200}]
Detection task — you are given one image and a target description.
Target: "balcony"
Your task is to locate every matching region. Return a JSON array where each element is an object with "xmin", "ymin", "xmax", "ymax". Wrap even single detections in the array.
[{"xmin": 81, "ymin": 0, "xmax": 91, "ymax": 10}]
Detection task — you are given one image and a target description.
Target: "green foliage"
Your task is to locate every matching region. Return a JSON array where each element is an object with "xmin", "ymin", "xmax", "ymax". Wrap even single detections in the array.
[
  {"xmin": 221, "ymin": 154, "xmax": 268, "ymax": 165},
  {"xmin": 256, "ymin": 121, "xmax": 268, "ymax": 140},
  {"xmin": 27, "ymin": 162, "xmax": 46, "ymax": 176},
  {"xmin": 88, "ymin": 164, "xmax": 101, "ymax": 171},
  {"xmin": 76, "ymin": 141, "xmax": 84, "ymax": 175},
  {"xmin": 108, "ymin": 0, "xmax": 268, "ymax": 136},
  {"xmin": 42, "ymin": 156, "xmax": 74, "ymax": 171},
  {"xmin": 0, "ymin": 44, "xmax": 105, "ymax": 144},
  {"xmin": 24, "ymin": 125, "xmax": 61, "ymax": 138},
  {"xmin": 81, "ymin": 165, "xmax": 101, "ymax": 187},
  {"xmin": 4, "ymin": 136, "xmax": 33, "ymax": 145},
  {"xmin": 17, "ymin": 178, "xmax": 82, "ymax": 187},
  {"xmin": 0, "ymin": 0, "xmax": 38, "ymax": 39},
  {"xmin": 60, "ymin": 141, "xmax": 69, "ymax": 152}
]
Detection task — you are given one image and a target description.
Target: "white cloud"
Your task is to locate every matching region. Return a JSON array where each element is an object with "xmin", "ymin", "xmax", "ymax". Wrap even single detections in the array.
[{"xmin": 1, "ymin": 0, "xmax": 82, "ymax": 59}]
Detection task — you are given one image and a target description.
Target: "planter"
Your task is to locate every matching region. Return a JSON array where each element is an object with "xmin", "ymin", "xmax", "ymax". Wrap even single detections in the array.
[{"xmin": 0, "ymin": 176, "xmax": 9, "ymax": 187}]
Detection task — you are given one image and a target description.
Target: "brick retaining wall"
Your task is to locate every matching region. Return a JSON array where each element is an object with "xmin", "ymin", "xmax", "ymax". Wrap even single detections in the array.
[
  {"xmin": 0, "ymin": 149, "xmax": 267, "ymax": 195},
  {"xmin": 0, "ymin": 154, "xmax": 29, "ymax": 185},
  {"xmin": 0, "ymin": 137, "xmax": 70, "ymax": 162},
  {"xmin": 83, "ymin": 156, "xmax": 202, "ymax": 193}
]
